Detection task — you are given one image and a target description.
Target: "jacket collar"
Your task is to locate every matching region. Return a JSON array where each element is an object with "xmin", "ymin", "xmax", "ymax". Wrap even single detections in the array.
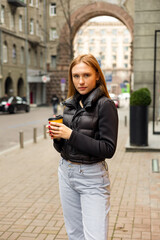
[{"xmin": 63, "ymin": 87, "xmax": 104, "ymax": 109}]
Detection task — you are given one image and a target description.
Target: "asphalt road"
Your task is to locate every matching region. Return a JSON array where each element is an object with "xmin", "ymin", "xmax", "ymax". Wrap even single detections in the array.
[{"xmin": 0, "ymin": 102, "xmax": 129, "ymax": 153}]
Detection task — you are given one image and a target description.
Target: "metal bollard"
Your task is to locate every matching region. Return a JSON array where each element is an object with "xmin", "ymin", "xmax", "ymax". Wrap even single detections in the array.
[
  {"xmin": 19, "ymin": 131, "xmax": 24, "ymax": 148},
  {"xmin": 33, "ymin": 128, "xmax": 37, "ymax": 143},
  {"xmin": 124, "ymin": 115, "xmax": 127, "ymax": 127},
  {"xmin": 44, "ymin": 125, "xmax": 47, "ymax": 139}
]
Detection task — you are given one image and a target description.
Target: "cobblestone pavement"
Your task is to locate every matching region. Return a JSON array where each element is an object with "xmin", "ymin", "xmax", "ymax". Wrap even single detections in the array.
[{"xmin": 0, "ymin": 118, "xmax": 160, "ymax": 240}]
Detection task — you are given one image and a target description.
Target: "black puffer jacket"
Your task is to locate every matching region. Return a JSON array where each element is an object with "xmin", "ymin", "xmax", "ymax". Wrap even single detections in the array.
[{"xmin": 54, "ymin": 87, "xmax": 118, "ymax": 164}]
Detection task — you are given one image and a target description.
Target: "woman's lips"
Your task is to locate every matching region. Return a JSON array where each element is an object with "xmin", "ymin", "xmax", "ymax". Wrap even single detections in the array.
[{"xmin": 78, "ymin": 87, "xmax": 87, "ymax": 90}]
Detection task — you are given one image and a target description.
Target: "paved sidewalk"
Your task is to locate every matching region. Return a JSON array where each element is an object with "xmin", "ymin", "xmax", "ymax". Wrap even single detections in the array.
[{"xmin": 0, "ymin": 118, "xmax": 160, "ymax": 240}]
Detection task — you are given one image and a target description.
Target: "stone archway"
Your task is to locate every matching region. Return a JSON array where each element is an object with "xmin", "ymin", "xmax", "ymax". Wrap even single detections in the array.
[
  {"xmin": 58, "ymin": 1, "xmax": 133, "ymax": 68},
  {"xmin": 47, "ymin": 1, "xmax": 133, "ymax": 102},
  {"xmin": 17, "ymin": 78, "xmax": 24, "ymax": 97},
  {"xmin": 5, "ymin": 77, "xmax": 13, "ymax": 96}
]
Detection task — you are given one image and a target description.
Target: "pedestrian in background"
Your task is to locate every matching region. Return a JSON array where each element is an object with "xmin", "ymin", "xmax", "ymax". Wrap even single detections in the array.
[
  {"xmin": 47, "ymin": 54, "xmax": 118, "ymax": 240},
  {"xmin": 51, "ymin": 94, "xmax": 59, "ymax": 115}
]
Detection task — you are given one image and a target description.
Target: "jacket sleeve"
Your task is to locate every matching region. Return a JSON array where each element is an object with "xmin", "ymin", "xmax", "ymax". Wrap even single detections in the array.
[
  {"xmin": 67, "ymin": 100, "xmax": 118, "ymax": 158},
  {"xmin": 53, "ymin": 138, "xmax": 65, "ymax": 153}
]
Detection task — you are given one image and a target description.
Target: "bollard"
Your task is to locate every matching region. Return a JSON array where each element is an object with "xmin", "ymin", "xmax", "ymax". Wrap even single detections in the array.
[
  {"xmin": 124, "ymin": 115, "xmax": 127, "ymax": 127},
  {"xmin": 33, "ymin": 128, "xmax": 37, "ymax": 143},
  {"xmin": 44, "ymin": 125, "xmax": 47, "ymax": 139},
  {"xmin": 19, "ymin": 131, "xmax": 24, "ymax": 148}
]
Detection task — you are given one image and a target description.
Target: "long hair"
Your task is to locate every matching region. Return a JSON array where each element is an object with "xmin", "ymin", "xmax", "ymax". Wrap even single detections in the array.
[{"xmin": 67, "ymin": 54, "xmax": 110, "ymax": 98}]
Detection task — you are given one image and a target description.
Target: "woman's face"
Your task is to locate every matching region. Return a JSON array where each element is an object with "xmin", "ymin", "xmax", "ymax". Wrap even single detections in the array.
[{"xmin": 72, "ymin": 62, "xmax": 99, "ymax": 95}]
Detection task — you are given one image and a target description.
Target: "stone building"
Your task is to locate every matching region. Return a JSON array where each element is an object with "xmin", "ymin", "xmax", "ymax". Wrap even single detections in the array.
[
  {"xmin": 74, "ymin": 19, "xmax": 132, "ymax": 95},
  {"xmin": 0, "ymin": 0, "xmax": 49, "ymax": 105}
]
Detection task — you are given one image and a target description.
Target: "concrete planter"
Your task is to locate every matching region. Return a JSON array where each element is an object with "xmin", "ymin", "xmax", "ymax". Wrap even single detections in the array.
[{"xmin": 130, "ymin": 105, "xmax": 148, "ymax": 146}]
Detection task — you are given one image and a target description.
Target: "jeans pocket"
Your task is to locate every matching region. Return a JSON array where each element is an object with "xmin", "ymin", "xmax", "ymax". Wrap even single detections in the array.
[{"xmin": 102, "ymin": 161, "xmax": 108, "ymax": 171}]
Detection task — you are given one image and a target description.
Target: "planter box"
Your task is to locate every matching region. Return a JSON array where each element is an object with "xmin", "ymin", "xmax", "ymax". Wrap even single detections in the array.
[{"xmin": 130, "ymin": 106, "xmax": 148, "ymax": 146}]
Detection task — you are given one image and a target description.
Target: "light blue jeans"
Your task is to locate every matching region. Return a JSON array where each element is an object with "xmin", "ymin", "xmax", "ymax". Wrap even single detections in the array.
[{"xmin": 58, "ymin": 158, "xmax": 110, "ymax": 240}]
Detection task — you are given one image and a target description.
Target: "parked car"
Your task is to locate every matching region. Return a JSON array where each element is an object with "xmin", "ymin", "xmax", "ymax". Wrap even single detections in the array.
[
  {"xmin": 109, "ymin": 93, "xmax": 120, "ymax": 108},
  {"xmin": 0, "ymin": 96, "xmax": 30, "ymax": 114}
]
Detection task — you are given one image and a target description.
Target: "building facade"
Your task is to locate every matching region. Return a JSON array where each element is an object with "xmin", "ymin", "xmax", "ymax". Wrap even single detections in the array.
[
  {"xmin": 74, "ymin": 20, "xmax": 132, "ymax": 95},
  {"xmin": 0, "ymin": 0, "xmax": 48, "ymax": 105}
]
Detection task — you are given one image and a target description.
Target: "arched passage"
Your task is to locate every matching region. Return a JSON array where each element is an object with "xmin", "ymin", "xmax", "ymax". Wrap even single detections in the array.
[
  {"xmin": 48, "ymin": 2, "xmax": 133, "ymax": 102},
  {"xmin": 57, "ymin": 1, "xmax": 133, "ymax": 68},
  {"xmin": 5, "ymin": 77, "xmax": 13, "ymax": 96},
  {"xmin": 17, "ymin": 78, "xmax": 24, "ymax": 97}
]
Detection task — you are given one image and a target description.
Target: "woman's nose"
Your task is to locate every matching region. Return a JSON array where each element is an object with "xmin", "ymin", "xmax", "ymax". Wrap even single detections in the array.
[{"xmin": 79, "ymin": 76, "xmax": 84, "ymax": 84}]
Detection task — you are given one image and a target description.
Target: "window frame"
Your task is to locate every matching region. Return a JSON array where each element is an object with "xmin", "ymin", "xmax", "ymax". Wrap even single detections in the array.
[
  {"xmin": 50, "ymin": 3, "xmax": 56, "ymax": 16},
  {"xmin": 30, "ymin": 19, "xmax": 34, "ymax": 35}
]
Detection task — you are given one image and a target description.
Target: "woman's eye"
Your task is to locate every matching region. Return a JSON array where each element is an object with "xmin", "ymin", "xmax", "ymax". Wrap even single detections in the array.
[
  {"xmin": 73, "ymin": 75, "xmax": 79, "ymax": 78},
  {"xmin": 84, "ymin": 74, "xmax": 89, "ymax": 77}
]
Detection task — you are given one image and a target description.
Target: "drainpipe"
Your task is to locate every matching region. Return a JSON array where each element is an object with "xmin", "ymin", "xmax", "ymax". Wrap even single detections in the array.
[
  {"xmin": 43, "ymin": 0, "xmax": 47, "ymax": 104},
  {"xmin": 0, "ymin": 23, "xmax": 3, "ymax": 97},
  {"xmin": 25, "ymin": 1, "xmax": 29, "ymax": 103}
]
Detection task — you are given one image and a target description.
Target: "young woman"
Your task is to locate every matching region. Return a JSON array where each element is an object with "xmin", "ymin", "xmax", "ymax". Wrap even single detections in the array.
[{"xmin": 47, "ymin": 54, "xmax": 118, "ymax": 240}]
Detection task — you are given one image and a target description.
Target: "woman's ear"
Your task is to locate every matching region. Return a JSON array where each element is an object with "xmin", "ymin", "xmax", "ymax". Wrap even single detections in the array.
[{"xmin": 96, "ymin": 72, "xmax": 100, "ymax": 81}]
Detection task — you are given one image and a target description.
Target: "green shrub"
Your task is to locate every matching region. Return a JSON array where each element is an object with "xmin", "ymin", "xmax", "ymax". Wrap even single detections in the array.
[{"xmin": 130, "ymin": 88, "xmax": 151, "ymax": 106}]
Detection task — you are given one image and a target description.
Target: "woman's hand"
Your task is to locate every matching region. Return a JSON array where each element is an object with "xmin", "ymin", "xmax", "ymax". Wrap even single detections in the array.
[{"xmin": 46, "ymin": 122, "xmax": 72, "ymax": 140}]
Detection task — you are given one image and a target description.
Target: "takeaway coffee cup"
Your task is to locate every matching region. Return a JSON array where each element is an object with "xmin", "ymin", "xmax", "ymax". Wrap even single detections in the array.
[{"xmin": 48, "ymin": 115, "xmax": 63, "ymax": 123}]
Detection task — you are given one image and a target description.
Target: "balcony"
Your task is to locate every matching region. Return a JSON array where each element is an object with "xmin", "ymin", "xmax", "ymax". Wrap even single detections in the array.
[{"xmin": 8, "ymin": 0, "xmax": 26, "ymax": 7}]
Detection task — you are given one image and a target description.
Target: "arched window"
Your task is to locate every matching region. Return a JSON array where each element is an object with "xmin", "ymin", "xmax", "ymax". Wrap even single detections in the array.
[
  {"xmin": 12, "ymin": 44, "xmax": 17, "ymax": 63},
  {"xmin": 28, "ymin": 49, "xmax": 31, "ymax": 65},
  {"xmin": 3, "ymin": 41, "xmax": 8, "ymax": 63},
  {"xmin": 20, "ymin": 47, "xmax": 24, "ymax": 64}
]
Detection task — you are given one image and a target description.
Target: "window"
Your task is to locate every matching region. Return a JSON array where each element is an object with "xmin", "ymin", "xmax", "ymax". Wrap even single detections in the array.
[
  {"xmin": 112, "ymin": 29, "xmax": 117, "ymax": 35},
  {"xmin": 112, "ymin": 38, "xmax": 117, "ymax": 43},
  {"xmin": 12, "ymin": 45, "xmax": 17, "ymax": 64},
  {"xmin": 10, "ymin": 12, "xmax": 15, "ymax": 30},
  {"xmin": 36, "ymin": 21, "xmax": 39, "ymax": 36},
  {"xmin": 36, "ymin": 0, "xmax": 38, "ymax": 8},
  {"xmin": 1, "ymin": 5, "xmax": 5, "ymax": 24},
  {"xmin": 50, "ymin": 28, "xmax": 58, "ymax": 40},
  {"xmin": 78, "ymin": 38, "xmax": 82, "ymax": 44},
  {"xmin": 20, "ymin": 47, "xmax": 24, "ymax": 64},
  {"xmin": 89, "ymin": 29, "xmax": 94, "ymax": 36},
  {"xmin": 89, "ymin": 47, "xmax": 93, "ymax": 52},
  {"xmin": 124, "ymin": 63, "xmax": 128, "ymax": 68},
  {"xmin": 101, "ymin": 38, "xmax": 106, "ymax": 44},
  {"xmin": 100, "ymin": 46, "xmax": 106, "ymax": 52},
  {"xmin": 123, "ymin": 38, "xmax": 129, "ymax": 43},
  {"xmin": 101, "ymin": 55, "xmax": 105, "ymax": 60},
  {"xmin": 78, "ymin": 46, "xmax": 83, "ymax": 54},
  {"xmin": 112, "ymin": 63, "xmax": 116, "ymax": 68},
  {"xmin": 124, "ymin": 29, "xmax": 130, "ymax": 35},
  {"xmin": 51, "ymin": 55, "xmax": 56, "ymax": 69},
  {"xmin": 112, "ymin": 46, "xmax": 117, "ymax": 52},
  {"xmin": 124, "ymin": 46, "xmax": 129, "ymax": 52},
  {"xmin": 30, "ymin": 19, "xmax": 34, "ymax": 34},
  {"xmin": 19, "ymin": 15, "xmax": 23, "ymax": 32},
  {"xmin": 112, "ymin": 55, "xmax": 117, "ymax": 61},
  {"xmin": 29, "ymin": 0, "xmax": 33, "ymax": 6},
  {"xmin": 3, "ymin": 42, "xmax": 8, "ymax": 63},
  {"xmin": 124, "ymin": 55, "xmax": 128, "ymax": 60},
  {"xmin": 100, "ymin": 29, "xmax": 106, "ymax": 35},
  {"xmin": 89, "ymin": 38, "xmax": 94, "ymax": 44},
  {"xmin": 40, "ymin": 52, "xmax": 43, "ymax": 68},
  {"xmin": 50, "ymin": 3, "xmax": 56, "ymax": 16},
  {"xmin": 28, "ymin": 49, "xmax": 31, "ymax": 65}
]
